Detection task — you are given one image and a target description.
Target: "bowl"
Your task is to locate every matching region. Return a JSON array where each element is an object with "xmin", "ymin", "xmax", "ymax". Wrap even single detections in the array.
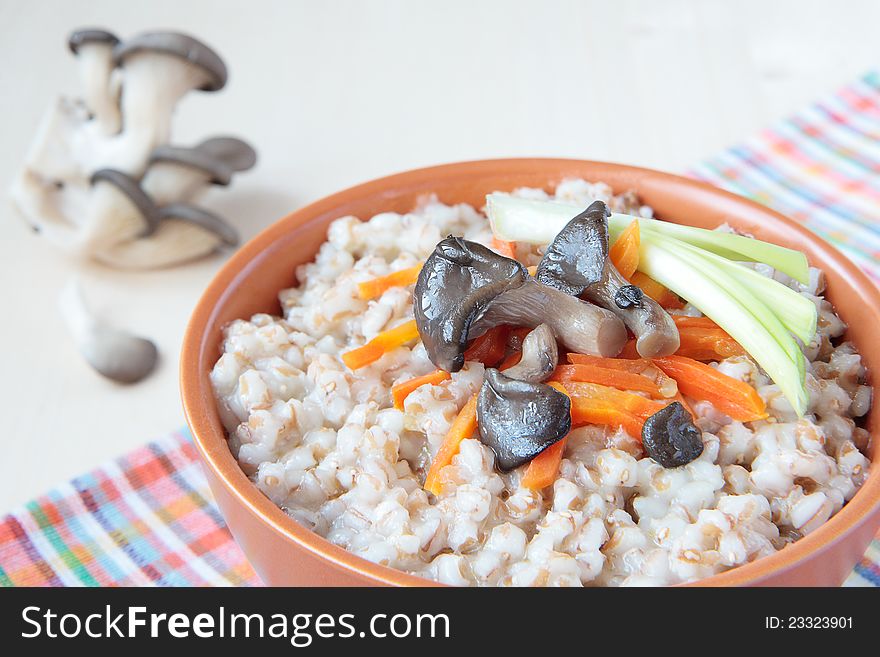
[{"xmin": 181, "ymin": 159, "xmax": 880, "ymax": 586}]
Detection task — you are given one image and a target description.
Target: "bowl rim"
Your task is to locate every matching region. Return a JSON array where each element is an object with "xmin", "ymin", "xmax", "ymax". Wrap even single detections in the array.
[{"xmin": 181, "ymin": 157, "xmax": 880, "ymax": 587}]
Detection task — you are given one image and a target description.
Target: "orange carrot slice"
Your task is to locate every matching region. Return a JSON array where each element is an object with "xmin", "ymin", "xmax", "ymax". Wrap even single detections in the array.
[
  {"xmin": 676, "ymin": 328, "xmax": 746, "ymax": 361},
  {"xmin": 342, "ymin": 320, "xmax": 420, "ymax": 370},
  {"xmin": 391, "ymin": 369, "xmax": 451, "ymax": 410},
  {"xmin": 491, "ymin": 237, "xmax": 517, "ymax": 259},
  {"xmin": 568, "ymin": 397, "xmax": 645, "ymax": 438},
  {"xmin": 652, "ymin": 355, "xmax": 767, "ymax": 421},
  {"xmin": 464, "ymin": 326, "xmax": 510, "ymax": 366},
  {"xmin": 357, "ymin": 265, "xmax": 422, "ymax": 300},
  {"xmin": 671, "ymin": 315, "xmax": 720, "ymax": 330},
  {"xmin": 424, "ymin": 394, "xmax": 479, "ymax": 495},
  {"xmin": 550, "ymin": 363, "xmax": 663, "ymax": 397},
  {"xmin": 562, "ymin": 381, "xmax": 665, "ymax": 420},
  {"xmin": 522, "ymin": 439, "xmax": 567, "ymax": 490},
  {"xmin": 610, "ymin": 219, "xmax": 640, "ymax": 280},
  {"xmin": 566, "ymin": 353, "xmax": 677, "ymax": 397}
]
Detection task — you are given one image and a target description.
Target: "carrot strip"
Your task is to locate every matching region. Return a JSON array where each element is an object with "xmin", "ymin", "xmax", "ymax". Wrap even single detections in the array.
[
  {"xmin": 616, "ymin": 339, "xmax": 641, "ymax": 359},
  {"xmin": 357, "ymin": 264, "xmax": 422, "ymax": 300},
  {"xmin": 550, "ymin": 363, "xmax": 663, "ymax": 397},
  {"xmin": 671, "ymin": 315, "xmax": 720, "ymax": 329},
  {"xmin": 631, "ymin": 271, "xmax": 684, "ymax": 309},
  {"xmin": 676, "ymin": 328, "xmax": 745, "ymax": 361},
  {"xmin": 392, "ymin": 369, "xmax": 451, "ymax": 410},
  {"xmin": 609, "ymin": 219, "xmax": 640, "ymax": 280},
  {"xmin": 567, "ymin": 353, "xmax": 651, "ymax": 372},
  {"xmin": 424, "ymin": 394, "xmax": 479, "ymax": 495},
  {"xmin": 491, "ymin": 237, "xmax": 517, "ymax": 259},
  {"xmin": 569, "ymin": 397, "xmax": 645, "ymax": 437},
  {"xmin": 522, "ymin": 439, "xmax": 567, "ymax": 490},
  {"xmin": 464, "ymin": 326, "xmax": 510, "ymax": 366},
  {"xmin": 342, "ymin": 320, "xmax": 420, "ymax": 370},
  {"xmin": 566, "ymin": 353, "xmax": 678, "ymax": 397},
  {"xmin": 561, "ymin": 381, "xmax": 665, "ymax": 419},
  {"xmin": 652, "ymin": 355, "xmax": 768, "ymax": 421}
]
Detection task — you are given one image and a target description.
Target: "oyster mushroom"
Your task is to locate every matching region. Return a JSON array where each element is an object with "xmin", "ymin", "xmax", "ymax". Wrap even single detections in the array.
[
  {"xmin": 11, "ymin": 29, "xmax": 232, "ymax": 238},
  {"xmin": 477, "ymin": 368, "xmax": 571, "ymax": 471},
  {"xmin": 59, "ymin": 280, "xmax": 158, "ymax": 384},
  {"xmin": 641, "ymin": 402, "xmax": 704, "ymax": 467},
  {"xmin": 414, "ymin": 236, "xmax": 627, "ymax": 372},
  {"xmin": 536, "ymin": 200, "xmax": 679, "ymax": 358},
  {"xmin": 503, "ymin": 323, "xmax": 558, "ymax": 383},
  {"xmin": 68, "ymin": 28, "xmax": 122, "ymax": 135},
  {"xmin": 94, "ymin": 203, "xmax": 238, "ymax": 270},
  {"xmin": 141, "ymin": 137, "xmax": 257, "ymax": 204}
]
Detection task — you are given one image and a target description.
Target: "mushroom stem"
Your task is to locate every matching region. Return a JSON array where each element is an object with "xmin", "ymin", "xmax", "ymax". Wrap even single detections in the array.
[
  {"xmin": 503, "ymin": 323, "xmax": 558, "ymax": 383},
  {"xmin": 69, "ymin": 30, "xmax": 121, "ymax": 135},
  {"xmin": 473, "ymin": 279, "xmax": 627, "ymax": 358},
  {"xmin": 583, "ymin": 263, "xmax": 680, "ymax": 358},
  {"xmin": 58, "ymin": 280, "xmax": 159, "ymax": 384}
]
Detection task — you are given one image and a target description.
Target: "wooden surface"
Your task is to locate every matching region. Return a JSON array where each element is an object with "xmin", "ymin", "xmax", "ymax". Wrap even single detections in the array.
[{"xmin": 1, "ymin": 0, "xmax": 877, "ymax": 511}]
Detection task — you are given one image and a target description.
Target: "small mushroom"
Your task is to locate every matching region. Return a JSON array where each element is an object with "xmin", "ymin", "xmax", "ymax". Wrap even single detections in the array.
[
  {"xmin": 641, "ymin": 402, "xmax": 704, "ymax": 468},
  {"xmin": 141, "ymin": 137, "xmax": 257, "ymax": 205},
  {"xmin": 94, "ymin": 202, "xmax": 238, "ymax": 269},
  {"xmin": 68, "ymin": 28, "xmax": 122, "ymax": 135},
  {"xmin": 536, "ymin": 200, "xmax": 680, "ymax": 358},
  {"xmin": 59, "ymin": 280, "xmax": 158, "ymax": 384},
  {"xmin": 477, "ymin": 368, "xmax": 571, "ymax": 471},
  {"xmin": 414, "ymin": 236, "xmax": 627, "ymax": 372},
  {"xmin": 503, "ymin": 323, "xmax": 558, "ymax": 383}
]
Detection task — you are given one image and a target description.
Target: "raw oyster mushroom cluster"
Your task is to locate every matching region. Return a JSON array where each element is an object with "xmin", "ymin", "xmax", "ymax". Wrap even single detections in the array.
[{"xmin": 10, "ymin": 28, "xmax": 257, "ymax": 269}]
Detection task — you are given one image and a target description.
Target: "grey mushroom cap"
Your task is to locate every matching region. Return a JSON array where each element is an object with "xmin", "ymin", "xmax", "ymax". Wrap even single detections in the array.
[
  {"xmin": 148, "ymin": 136, "xmax": 257, "ymax": 184},
  {"xmin": 148, "ymin": 145, "xmax": 234, "ymax": 185},
  {"xmin": 196, "ymin": 137, "xmax": 257, "ymax": 172},
  {"xmin": 641, "ymin": 402, "xmax": 704, "ymax": 468},
  {"xmin": 414, "ymin": 236, "xmax": 528, "ymax": 372},
  {"xmin": 68, "ymin": 28, "xmax": 119, "ymax": 54},
  {"xmin": 90, "ymin": 168, "xmax": 161, "ymax": 237},
  {"xmin": 82, "ymin": 327, "xmax": 159, "ymax": 384},
  {"xmin": 536, "ymin": 200, "xmax": 610, "ymax": 296},
  {"xmin": 113, "ymin": 32, "xmax": 228, "ymax": 91},
  {"xmin": 159, "ymin": 203, "xmax": 239, "ymax": 246},
  {"xmin": 503, "ymin": 323, "xmax": 558, "ymax": 384},
  {"xmin": 477, "ymin": 368, "xmax": 571, "ymax": 472}
]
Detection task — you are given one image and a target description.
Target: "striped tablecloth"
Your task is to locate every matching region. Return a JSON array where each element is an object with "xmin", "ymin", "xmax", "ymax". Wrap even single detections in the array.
[{"xmin": 2, "ymin": 72, "xmax": 879, "ymax": 588}]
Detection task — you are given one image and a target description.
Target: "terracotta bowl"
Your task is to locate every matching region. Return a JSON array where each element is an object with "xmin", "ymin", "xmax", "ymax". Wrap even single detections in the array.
[{"xmin": 181, "ymin": 159, "xmax": 880, "ymax": 586}]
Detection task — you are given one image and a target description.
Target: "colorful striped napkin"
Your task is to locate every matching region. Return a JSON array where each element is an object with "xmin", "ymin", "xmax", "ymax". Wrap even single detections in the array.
[{"xmin": 2, "ymin": 72, "xmax": 879, "ymax": 588}]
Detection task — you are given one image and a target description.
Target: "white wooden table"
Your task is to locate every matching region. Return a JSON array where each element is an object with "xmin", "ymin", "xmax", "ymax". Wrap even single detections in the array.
[{"xmin": 1, "ymin": 0, "xmax": 877, "ymax": 511}]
